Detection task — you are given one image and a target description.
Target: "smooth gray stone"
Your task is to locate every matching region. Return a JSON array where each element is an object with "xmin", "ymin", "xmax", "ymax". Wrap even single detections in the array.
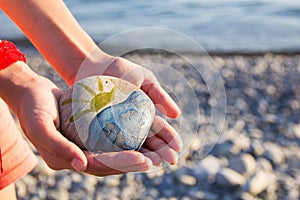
[{"xmin": 59, "ymin": 76, "xmax": 155, "ymax": 152}]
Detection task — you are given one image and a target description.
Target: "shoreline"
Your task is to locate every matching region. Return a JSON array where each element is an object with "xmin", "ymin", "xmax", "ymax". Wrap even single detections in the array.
[{"xmin": 12, "ymin": 38, "xmax": 300, "ymax": 57}]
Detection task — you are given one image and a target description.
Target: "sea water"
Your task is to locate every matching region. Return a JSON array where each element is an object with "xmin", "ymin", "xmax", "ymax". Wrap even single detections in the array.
[{"xmin": 0, "ymin": 0, "xmax": 299, "ymax": 52}]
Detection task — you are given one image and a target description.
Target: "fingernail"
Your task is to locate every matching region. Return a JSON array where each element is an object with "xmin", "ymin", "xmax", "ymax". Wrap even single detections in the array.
[
  {"xmin": 71, "ymin": 158, "xmax": 85, "ymax": 172},
  {"xmin": 177, "ymin": 136, "xmax": 183, "ymax": 152},
  {"xmin": 171, "ymin": 154, "xmax": 179, "ymax": 165},
  {"xmin": 139, "ymin": 157, "xmax": 153, "ymax": 171},
  {"xmin": 155, "ymin": 161, "xmax": 162, "ymax": 167},
  {"xmin": 137, "ymin": 154, "xmax": 146, "ymax": 164},
  {"xmin": 171, "ymin": 160, "xmax": 178, "ymax": 165}
]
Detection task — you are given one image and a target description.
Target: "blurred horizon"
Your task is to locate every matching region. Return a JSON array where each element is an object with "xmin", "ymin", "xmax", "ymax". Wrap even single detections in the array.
[{"xmin": 0, "ymin": 0, "xmax": 300, "ymax": 52}]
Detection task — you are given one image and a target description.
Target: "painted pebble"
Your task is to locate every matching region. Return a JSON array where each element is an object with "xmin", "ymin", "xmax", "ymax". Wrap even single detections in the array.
[{"xmin": 59, "ymin": 76, "xmax": 155, "ymax": 152}]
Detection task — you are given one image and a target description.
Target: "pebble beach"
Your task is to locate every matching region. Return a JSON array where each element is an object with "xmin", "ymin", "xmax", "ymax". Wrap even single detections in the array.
[{"xmin": 14, "ymin": 50, "xmax": 300, "ymax": 200}]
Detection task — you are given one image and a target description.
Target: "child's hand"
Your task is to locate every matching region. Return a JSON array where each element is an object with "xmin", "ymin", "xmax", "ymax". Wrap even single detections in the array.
[{"xmin": 0, "ymin": 62, "xmax": 151, "ymax": 175}]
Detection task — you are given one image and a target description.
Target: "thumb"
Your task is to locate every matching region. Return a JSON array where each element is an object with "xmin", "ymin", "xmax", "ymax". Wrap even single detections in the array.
[{"xmin": 29, "ymin": 121, "xmax": 88, "ymax": 172}]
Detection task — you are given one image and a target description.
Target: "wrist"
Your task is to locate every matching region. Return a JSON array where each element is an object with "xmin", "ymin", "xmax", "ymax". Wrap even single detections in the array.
[
  {"xmin": 66, "ymin": 48, "xmax": 114, "ymax": 85},
  {"xmin": 0, "ymin": 61, "xmax": 38, "ymax": 113}
]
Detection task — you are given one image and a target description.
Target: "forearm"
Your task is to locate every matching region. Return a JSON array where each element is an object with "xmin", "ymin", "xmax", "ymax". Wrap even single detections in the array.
[{"xmin": 0, "ymin": 0, "xmax": 107, "ymax": 85}]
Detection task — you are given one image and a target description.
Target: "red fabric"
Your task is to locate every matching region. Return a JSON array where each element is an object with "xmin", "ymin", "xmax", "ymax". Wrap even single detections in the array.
[
  {"xmin": 0, "ymin": 148, "xmax": 3, "ymax": 173},
  {"xmin": 0, "ymin": 40, "xmax": 26, "ymax": 71}
]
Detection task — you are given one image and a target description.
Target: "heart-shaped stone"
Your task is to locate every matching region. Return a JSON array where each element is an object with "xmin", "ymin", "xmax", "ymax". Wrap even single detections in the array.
[{"xmin": 59, "ymin": 76, "xmax": 155, "ymax": 152}]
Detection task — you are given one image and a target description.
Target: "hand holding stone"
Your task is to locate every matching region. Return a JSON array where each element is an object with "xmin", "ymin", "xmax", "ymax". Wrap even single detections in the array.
[
  {"xmin": 59, "ymin": 76, "xmax": 155, "ymax": 152},
  {"xmin": 63, "ymin": 57, "xmax": 183, "ymax": 167}
]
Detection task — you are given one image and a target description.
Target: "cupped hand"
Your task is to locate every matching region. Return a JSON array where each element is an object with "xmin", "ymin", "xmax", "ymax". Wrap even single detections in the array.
[
  {"xmin": 73, "ymin": 56, "xmax": 183, "ymax": 166},
  {"xmin": 13, "ymin": 69, "xmax": 152, "ymax": 175}
]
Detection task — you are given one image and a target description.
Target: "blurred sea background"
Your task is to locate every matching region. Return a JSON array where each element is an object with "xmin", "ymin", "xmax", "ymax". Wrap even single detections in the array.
[{"xmin": 1, "ymin": 0, "xmax": 300, "ymax": 52}]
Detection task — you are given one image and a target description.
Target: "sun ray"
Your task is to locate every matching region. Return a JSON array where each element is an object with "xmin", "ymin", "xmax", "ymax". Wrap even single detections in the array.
[
  {"xmin": 62, "ymin": 98, "xmax": 90, "ymax": 105},
  {"xmin": 78, "ymin": 83, "xmax": 96, "ymax": 95},
  {"xmin": 97, "ymin": 77, "xmax": 104, "ymax": 92},
  {"xmin": 63, "ymin": 77, "xmax": 118, "ymax": 122}
]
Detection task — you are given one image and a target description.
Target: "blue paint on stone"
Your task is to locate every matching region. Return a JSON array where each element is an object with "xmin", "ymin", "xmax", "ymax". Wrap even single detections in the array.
[{"xmin": 87, "ymin": 90, "xmax": 155, "ymax": 152}]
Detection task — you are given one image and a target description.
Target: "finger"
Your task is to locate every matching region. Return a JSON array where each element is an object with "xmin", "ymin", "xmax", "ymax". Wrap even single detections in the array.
[
  {"xmin": 151, "ymin": 116, "xmax": 183, "ymax": 152},
  {"xmin": 141, "ymin": 70, "xmax": 181, "ymax": 118},
  {"xmin": 28, "ymin": 117, "xmax": 87, "ymax": 172},
  {"xmin": 140, "ymin": 147, "xmax": 162, "ymax": 166},
  {"xmin": 84, "ymin": 151, "xmax": 153, "ymax": 176},
  {"xmin": 143, "ymin": 134, "xmax": 168, "ymax": 152},
  {"xmin": 143, "ymin": 135, "xmax": 179, "ymax": 165}
]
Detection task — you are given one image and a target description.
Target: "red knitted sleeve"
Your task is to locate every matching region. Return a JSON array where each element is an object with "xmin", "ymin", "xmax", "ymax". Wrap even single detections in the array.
[{"xmin": 0, "ymin": 40, "xmax": 26, "ymax": 71}]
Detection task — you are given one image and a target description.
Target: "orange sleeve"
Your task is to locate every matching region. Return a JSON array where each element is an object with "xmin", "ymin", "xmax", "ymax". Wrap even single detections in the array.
[{"xmin": 0, "ymin": 98, "xmax": 38, "ymax": 190}]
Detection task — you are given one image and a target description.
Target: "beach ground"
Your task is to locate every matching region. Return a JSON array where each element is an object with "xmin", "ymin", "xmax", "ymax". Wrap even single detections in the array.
[{"xmin": 14, "ymin": 49, "xmax": 300, "ymax": 200}]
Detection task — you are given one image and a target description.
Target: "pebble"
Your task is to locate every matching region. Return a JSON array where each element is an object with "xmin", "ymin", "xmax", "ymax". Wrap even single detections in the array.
[
  {"xmin": 240, "ymin": 192, "xmax": 259, "ymax": 200},
  {"xmin": 82, "ymin": 176, "xmax": 97, "ymax": 193},
  {"xmin": 234, "ymin": 120, "xmax": 245, "ymax": 132},
  {"xmin": 47, "ymin": 189, "xmax": 69, "ymax": 200},
  {"xmin": 292, "ymin": 124, "xmax": 300, "ymax": 139},
  {"xmin": 256, "ymin": 157, "xmax": 273, "ymax": 172},
  {"xmin": 188, "ymin": 189, "xmax": 206, "ymax": 199},
  {"xmin": 282, "ymin": 176, "xmax": 300, "ymax": 200},
  {"xmin": 21, "ymin": 174, "xmax": 37, "ymax": 193},
  {"xmin": 245, "ymin": 170, "xmax": 276, "ymax": 195},
  {"xmin": 104, "ymin": 176, "xmax": 120, "ymax": 188},
  {"xmin": 177, "ymin": 174, "xmax": 197, "ymax": 186},
  {"xmin": 232, "ymin": 134, "xmax": 251, "ymax": 152},
  {"xmin": 215, "ymin": 168, "xmax": 246, "ymax": 187},
  {"xmin": 145, "ymin": 187, "xmax": 159, "ymax": 198},
  {"xmin": 56, "ymin": 175, "xmax": 72, "ymax": 190},
  {"xmin": 249, "ymin": 139, "xmax": 265, "ymax": 156},
  {"xmin": 248, "ymin": 128, "xmax": 263, "ymax": 139},
  {"xmin": 15, "ymin": 180, "xmax": 27, "ymax": 198},
  {"xmin": 194, "ymin": 155, "xmax": 222, "ymax": 179},
  {"xmin": 263, "ymin": 142, "xmax": 285, "ymax": 166},
  {"xmin": 228, "ymin": 153, "xmax": 256, "ymax": 177},
  {"xmin": 211, "ymin": 141, "xmax": 241, "ymax": 157},
  {"xmin": 36, "ymin": 189, "xmax": 47, "ymax": 199}
]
